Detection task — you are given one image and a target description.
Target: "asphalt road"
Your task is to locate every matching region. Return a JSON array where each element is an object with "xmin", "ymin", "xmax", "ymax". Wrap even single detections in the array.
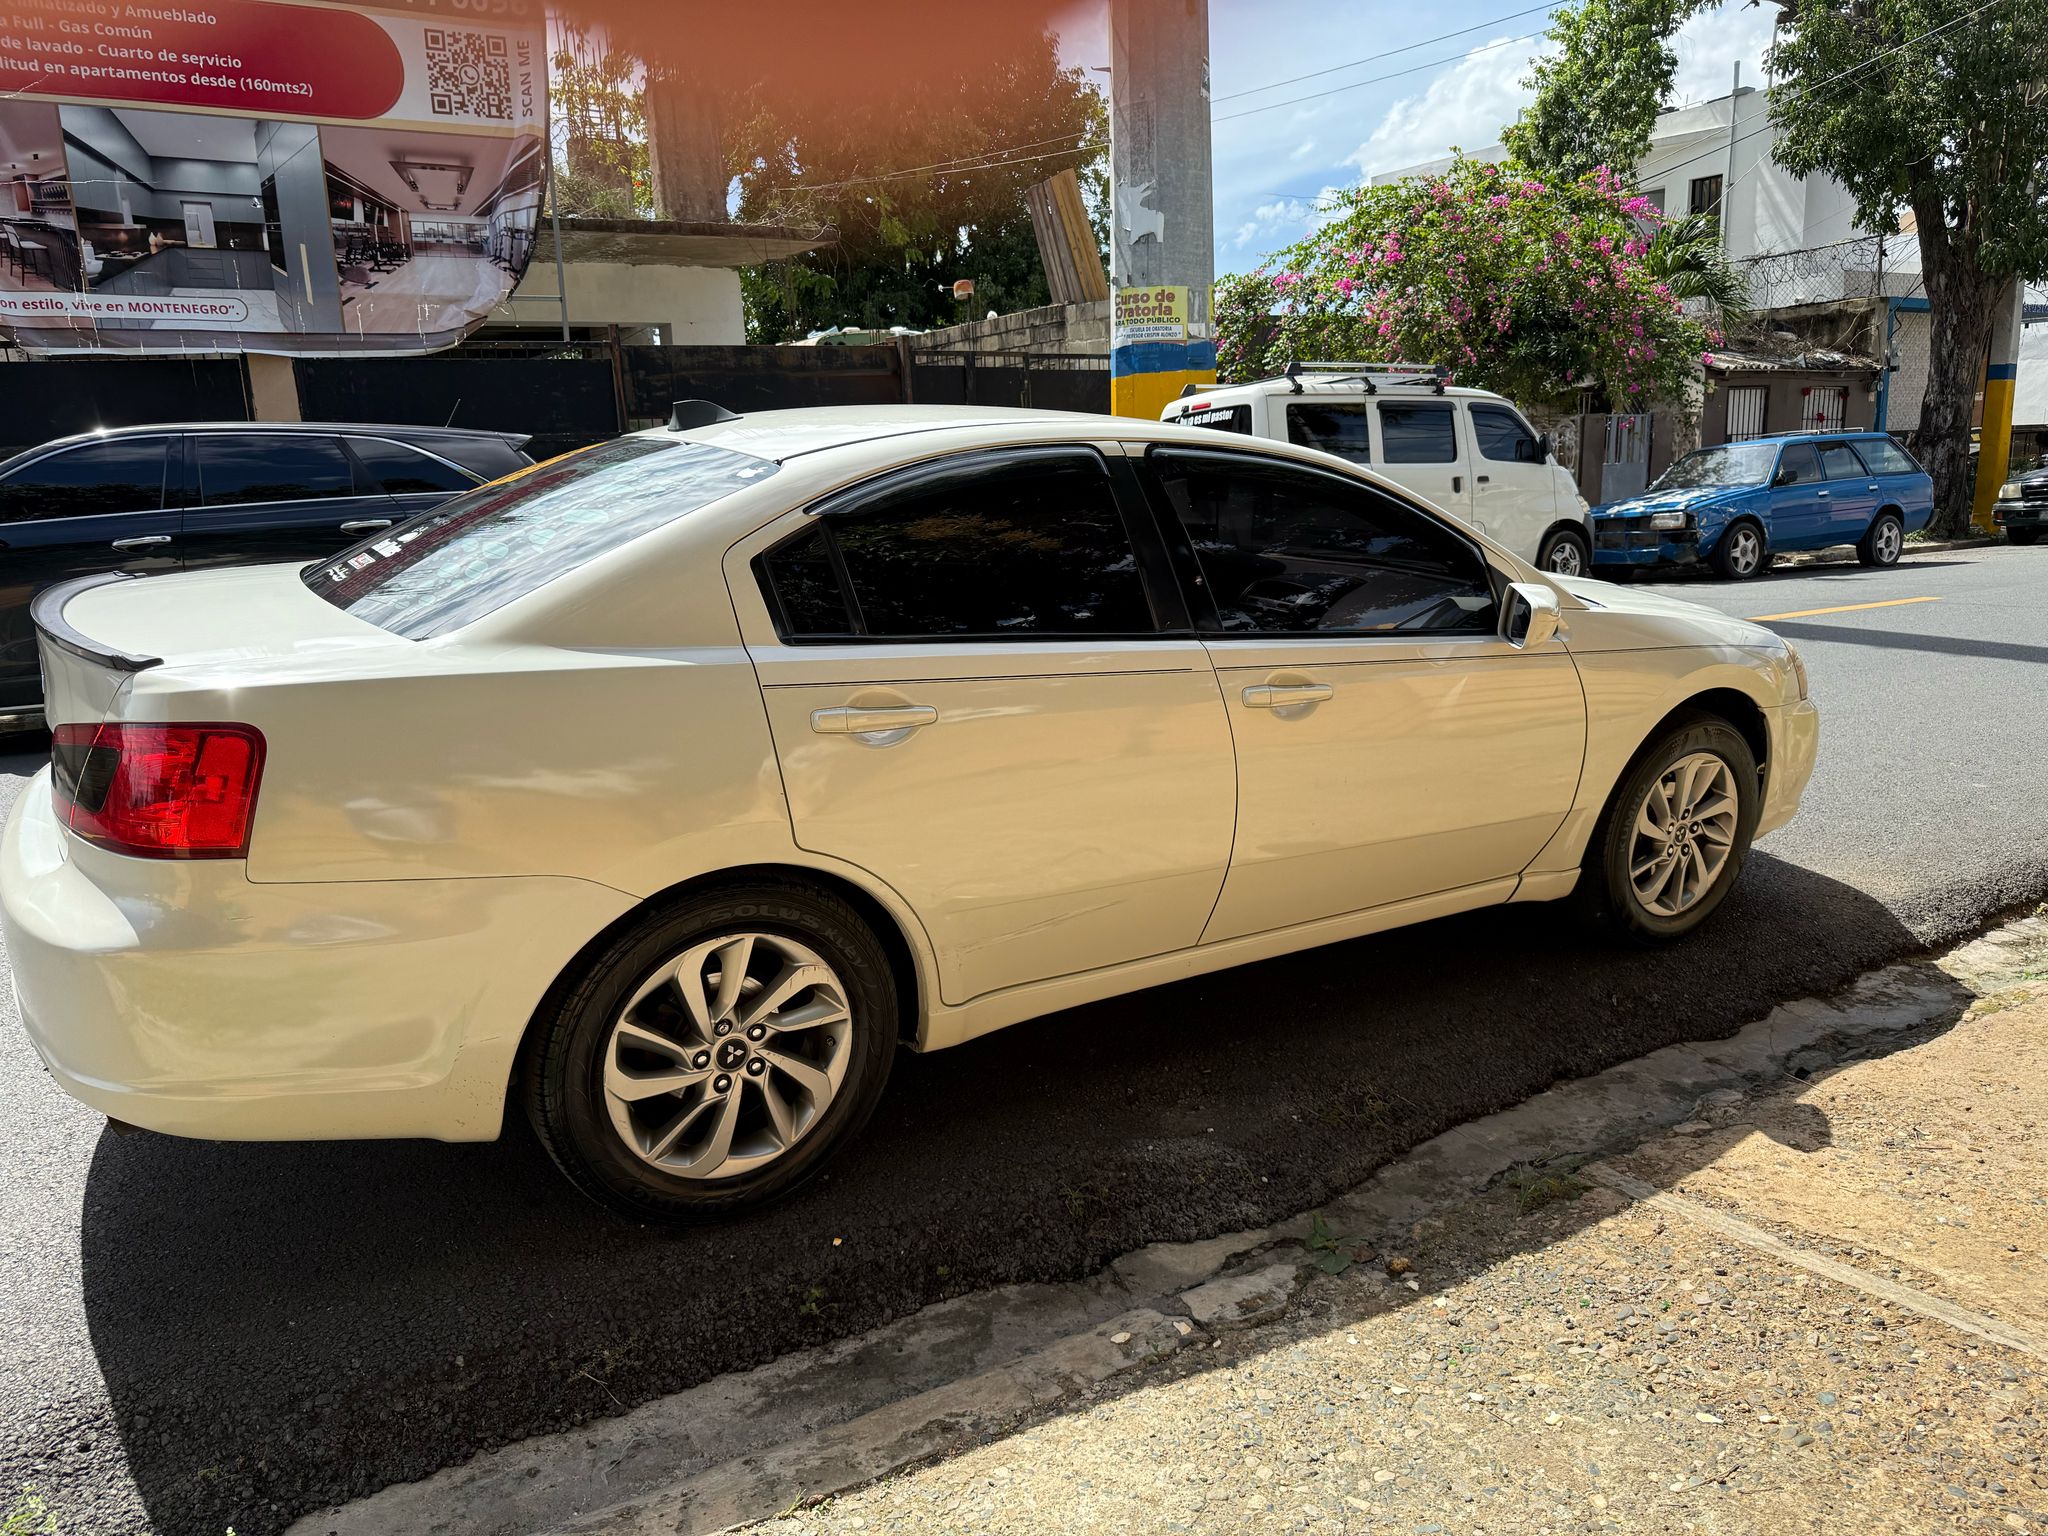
[{"xmin": 3, "ymin": 544, "xmax": 2044, "ymax": 1536}]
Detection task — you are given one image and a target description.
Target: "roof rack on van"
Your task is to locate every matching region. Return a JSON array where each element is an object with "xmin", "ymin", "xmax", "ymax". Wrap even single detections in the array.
[{"xmin": 1280, "ymin": 360, "xmax": 1448, "ymax": 396}]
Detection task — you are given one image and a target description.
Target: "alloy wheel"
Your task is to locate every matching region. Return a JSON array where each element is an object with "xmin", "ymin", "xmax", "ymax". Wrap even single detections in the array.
[
  {"xmin": 1724, "ymin": 525, "xmax": 1761, "ymax": 576},
  {"xmin": 1545, "ymin": 538, "xmax": 1586, "ymax": 577},
  {"xmin": 1875, "ymin": 517, "xmax": 1902, "ymax": 563},
  {"xmin": 601, "ymin": 932, "xmax": 853, "ymax": 1179},
  {"xmin": 1627, "ymin": 752, "xmax": 1741, "ymax": 918}
]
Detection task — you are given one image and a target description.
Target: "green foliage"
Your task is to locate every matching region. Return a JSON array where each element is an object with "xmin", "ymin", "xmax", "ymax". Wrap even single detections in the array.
[
  {"xmin": 1502, "ymin": 0, "xmax": 1715, "ymax": 180},
  {"xmin": 3, "ymin": 1489, "xmax": 55, "ymax": 1536},
  {"xmin": 731, "ymin": 28, "xmax": 1105, "ymax": 342},
  {"xmin": 549, "ymin": 25, "xmax": 651, "ymax": 217},
  {"xmin": 1305, "ymin": 1212, "xmax": 1358, "ymax": 1275},
  {"xmin": 1217, "ymin": 158, "xmax": 1717, "ymax": 408},
  {"xmin": 1768, "ymin": 0, "xmax": 2048, "ymax": 285},
  {"xmin": 1642, "ymin": 211, "xmax": 1748, "ymax": 316},
  {"xmin": 1769, "ymin": 0, "xmax": 2048, "ymax": 532}
]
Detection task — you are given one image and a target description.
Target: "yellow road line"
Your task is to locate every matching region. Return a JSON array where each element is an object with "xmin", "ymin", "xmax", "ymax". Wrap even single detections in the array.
[{"xmin": 1746, "ymin": 595, "xmax": 1944, "ymax": 623}]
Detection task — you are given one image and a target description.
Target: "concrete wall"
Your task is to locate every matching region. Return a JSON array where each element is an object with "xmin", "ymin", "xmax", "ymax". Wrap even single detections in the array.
[
  {"xmin": 912, "ymin": 299, "xmax": 1109, "ymax": 359},
  {"xmin": 490, "ymin": 260, "xmax": 743, "ymax": 344}
]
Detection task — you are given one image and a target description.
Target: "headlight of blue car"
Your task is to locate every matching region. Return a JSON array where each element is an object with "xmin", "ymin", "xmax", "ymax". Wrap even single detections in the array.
[{"xmin": 1648, "ymin": 510, "xmax": 1690, "ymax": 530}]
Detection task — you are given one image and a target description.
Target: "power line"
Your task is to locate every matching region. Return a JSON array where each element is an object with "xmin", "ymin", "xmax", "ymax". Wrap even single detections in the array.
[
  {"xmin": 1210, "ymin": 2, "xmax": 1561, "ymax": 103},
  {"xmin": 1212, "ymin": 30, "xmax": 1549, "ymax": 123}
]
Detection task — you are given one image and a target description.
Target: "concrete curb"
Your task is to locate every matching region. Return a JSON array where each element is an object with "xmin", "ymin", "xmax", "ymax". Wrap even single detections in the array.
[{"xmin": 288, "ymin": 909, "xmax": 2048, "ymax": 1536}]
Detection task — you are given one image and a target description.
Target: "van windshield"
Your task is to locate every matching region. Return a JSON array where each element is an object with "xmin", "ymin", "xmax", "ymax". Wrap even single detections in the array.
[
  {"xmin": 1651, "ymin": 442, "xmax": 1779, "ymax": 491},
  {"xmin": 306, "ymin": 436, "xmax": 777, "ymax": 638}
]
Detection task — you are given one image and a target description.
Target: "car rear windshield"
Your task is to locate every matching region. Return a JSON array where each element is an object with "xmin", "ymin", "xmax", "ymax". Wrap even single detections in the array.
[{"xmin": 306, "ymin": 436, "xmax": 777, "ymax": 638}]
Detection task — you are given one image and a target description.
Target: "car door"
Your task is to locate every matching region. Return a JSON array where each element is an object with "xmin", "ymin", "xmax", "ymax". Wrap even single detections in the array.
[
  {"xmin": 1140, "ymin": 445, "xmax": 1585, "ymax": 942},
  {"xmin": 178, "ymin": 431, "xmax": 400, "ymax": 570},
  {"xmin": 1856, "ymin": 434, "xmax": 1934, "ymax": 526},
  {"xmin": 1466, "ymin": 401, "xmax": 1556, "ymax": 561},
  {"xmin": 0, "ymin": 435, "xmax": 180, "ymax": 712},
  {"xmin": 343, "ymin": 434, "xmax": 485, "ymax": 525},
  {"xmin": 1373, "ymin": 397, "xmax": 1475, "ymax": 528},
  {"xmin": 1766, "ymin": 442, "xmax": 1829, "ymax": 549},
  {"xmin": 735, "ymin": 444, "xmax": 1237, "ymax": 1007},
  {"xmin": 1816, "ymin": 440, "xmax": 1879, "ymax": 542}
]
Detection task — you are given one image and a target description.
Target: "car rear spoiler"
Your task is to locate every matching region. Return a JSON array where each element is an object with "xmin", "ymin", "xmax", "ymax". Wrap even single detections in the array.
[{"xmin": 31, "ymin": 572, "xmax": 163, "ymax": 674}]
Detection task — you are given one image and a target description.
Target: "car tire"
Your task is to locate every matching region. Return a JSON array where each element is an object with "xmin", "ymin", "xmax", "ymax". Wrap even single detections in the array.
[
  {"xmin": 1709, "ymin": 520, "xmax": 1767, "ymax": 580},
  {"xmin": 1577, "ymin": 713, "xmax": 1761, "ymax": 945},
  {"xmin": 522, "ymin": 880, "xmax": 899, "ymax": 1222},
  {"xmin": 1537, "ymin": 527, "xmax": 1591, "ymax": 578},
  {"xmin": 2009, "ymin": 527, "xmax": 2040, "ymax": 546},
  {"xmin": 1858, "ymin": 510, "xmax": 1904, "ymax": 567}
]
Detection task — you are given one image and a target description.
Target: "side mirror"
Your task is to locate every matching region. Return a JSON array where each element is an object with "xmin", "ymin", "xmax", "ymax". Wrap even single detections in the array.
[
  {"xmin": 1537, "ymin": 433, "xmax": 1554, "ymax": 462},
  {"xmin": 1773, "ymin": 467, "xmax": 1795, "ymax": 487},
  {"xmin": 1501, "ymin": 581, "xmax": 1562, "ymax": 649}
]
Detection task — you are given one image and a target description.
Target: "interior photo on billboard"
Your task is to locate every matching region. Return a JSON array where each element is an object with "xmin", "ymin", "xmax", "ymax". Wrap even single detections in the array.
[
  {"xmin": 0, "ymin": 103, "xmax": 82, "ymax": 299},
  {"xmin": 57, "ymin": 105, "xmax": 344, "ymax": 335},
  {"xmin": 321, "ymin": 127, "xmax": 541, "ymax": 340}
]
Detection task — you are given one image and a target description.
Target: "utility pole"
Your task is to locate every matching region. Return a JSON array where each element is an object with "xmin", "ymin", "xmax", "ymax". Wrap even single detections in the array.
[
  {"xmin": 1108, "ymin": 0, "xmax": 1216, "ymax": 419},
  {"xmin": 1721, "ymin": 61, "xmax": 1740, "ymax": 250},
  {"xmin": 1970, "ymin": 278, "xmax": 2024, "ymax": 533}
]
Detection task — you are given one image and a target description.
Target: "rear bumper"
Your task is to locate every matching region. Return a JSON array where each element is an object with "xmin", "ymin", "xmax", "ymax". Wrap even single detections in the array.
[
  {"xmin": 1757, "ymin": 697, "xmax": 1820, "ymax": 841},
  {"xmin": 2, "ymin": 768, "xmax": 632, "ymax": 1142}
]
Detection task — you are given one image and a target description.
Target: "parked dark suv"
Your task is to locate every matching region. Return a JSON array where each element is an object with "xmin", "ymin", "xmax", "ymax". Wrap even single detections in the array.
[{"xmin": 0, "ymin": 422, "xmax": 532, "ymax": 721}]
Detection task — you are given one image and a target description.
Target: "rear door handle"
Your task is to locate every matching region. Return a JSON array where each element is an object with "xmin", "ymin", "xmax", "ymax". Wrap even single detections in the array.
[
  {"xmin": 340, "ymin": 518, "xmax": 394, "ymax": 533},
  {"xmin": 1816, "ymin": 489, "xmax": 1830, "ymax": 498},
  {"xmin": 811, "ymin": 704, "xmax": 938, "ymax": 736},
  {"xmin": 1243, "ymin": 683, "xmax": 1333, "ymax": 709},
  {"xmin": 111, "ymin": 535, "xmax": 171, "ymax": 550}
]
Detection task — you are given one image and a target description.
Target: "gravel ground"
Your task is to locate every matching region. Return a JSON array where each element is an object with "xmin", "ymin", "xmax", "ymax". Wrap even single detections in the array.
[{"xmin": 751, "ymin": 978, "xmax": 2048, "ymax": 1536}]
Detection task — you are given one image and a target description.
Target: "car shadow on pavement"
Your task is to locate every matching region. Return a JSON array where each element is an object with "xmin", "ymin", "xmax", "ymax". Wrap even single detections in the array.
[
  {"xmin": 77, "ymin": 853, "xmax": 1927, "ymax": 1536},
  {"xmin": 1767, "ymin": 620, "xmax": 2048, "ymax": 667}
]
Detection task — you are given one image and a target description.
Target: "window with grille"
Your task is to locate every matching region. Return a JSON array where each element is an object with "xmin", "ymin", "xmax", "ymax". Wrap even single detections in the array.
[
  {"xmin": 1725, "ymin": 386, "xmax": 1768, "ymax": 441},
  {"xmin": 1799, "ymin": 386, "xmax": 1847, "ymax": 433}
]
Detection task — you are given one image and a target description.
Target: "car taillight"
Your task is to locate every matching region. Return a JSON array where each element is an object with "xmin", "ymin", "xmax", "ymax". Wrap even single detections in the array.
[{"xmin": 50, "ymin": 722, "xmax": 266, "ymax": 859}]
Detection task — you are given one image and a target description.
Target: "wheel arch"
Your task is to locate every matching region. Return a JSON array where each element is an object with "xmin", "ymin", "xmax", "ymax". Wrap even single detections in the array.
[
  {"xmin": 1538, "ymin": 518, "xmax": 1592, "ymax": 550},
  {"xmin": 505, "ymin": 861, "xmax": 935, "ymax": 1125}
]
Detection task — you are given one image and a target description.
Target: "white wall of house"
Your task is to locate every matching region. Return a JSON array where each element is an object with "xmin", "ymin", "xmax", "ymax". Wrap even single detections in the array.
[{"xmin": 487, "ymin": 261, "xmax": 744, "ymax": 344}]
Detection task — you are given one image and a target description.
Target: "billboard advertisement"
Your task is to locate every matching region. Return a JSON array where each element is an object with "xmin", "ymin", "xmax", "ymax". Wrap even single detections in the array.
[{"xmin": 0, "ymin": 0, "xmax": 544, "ymax": 355}]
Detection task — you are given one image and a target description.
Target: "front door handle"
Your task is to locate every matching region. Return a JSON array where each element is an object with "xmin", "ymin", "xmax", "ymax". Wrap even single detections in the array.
[
  {"xmin": 811, "ymin": 704, "xmax": 939, "ymax": 736},
  {"xmin": 1243, "ymin": 683, "xmax": 1333, "ymax": 709},
  {"xmin": 1476, "ymin": 473, "xmax": 1491, "ymax": 484},
  {"xmin": 111, "ymin": 534, "xmax": 171, "ymax": 550},
  {"xmin": 340, "ymin": 518, "xmax": 394, "ymax": 533},
  {"xmin": 1816, "ymin": 489, "xmax": 1830, "ymax": 498}
]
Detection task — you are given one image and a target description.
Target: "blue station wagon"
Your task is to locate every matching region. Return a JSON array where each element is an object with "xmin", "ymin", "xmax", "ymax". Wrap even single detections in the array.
[{"xmin": 1591, "ymin": 431, "xmax": 1934, "ymax": 580}]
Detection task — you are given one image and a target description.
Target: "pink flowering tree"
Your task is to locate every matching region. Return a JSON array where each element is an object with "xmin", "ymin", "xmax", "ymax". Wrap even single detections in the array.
[{"xmin": 1216, "ymin": 157, "xmax": 1719, "ymax": 409}]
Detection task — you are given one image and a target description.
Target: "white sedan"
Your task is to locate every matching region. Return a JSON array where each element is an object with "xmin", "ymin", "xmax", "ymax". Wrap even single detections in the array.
[{"xmin": 1, "ymin": 405, "xmax": 1817, "ymax": 1220}]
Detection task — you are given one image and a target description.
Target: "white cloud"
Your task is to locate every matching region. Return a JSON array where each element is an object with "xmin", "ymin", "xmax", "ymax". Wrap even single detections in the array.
[
  {"xmin": 1228, "ymin": 185, "xmax": 1347, "ymax": 251},
  {"xmin": 1343, "ymin": 34, "xmax": 1545, "ymax": 183},
  {"xmin": 1669, "ymin": 4, "xmax": 1779, "ymax": 106},
  {"xmin": 1289, "ymin": 138, "xmax": 1318, "ymax": 161}
]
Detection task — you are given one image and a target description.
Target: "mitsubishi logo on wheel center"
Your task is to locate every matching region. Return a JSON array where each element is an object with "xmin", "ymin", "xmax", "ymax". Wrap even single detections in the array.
[{"xmin": 716, "ymin": 1040, "xmax": 749, "ymax": 1071}]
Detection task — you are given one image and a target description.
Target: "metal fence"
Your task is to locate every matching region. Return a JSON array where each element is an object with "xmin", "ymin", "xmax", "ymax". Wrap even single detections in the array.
[{"xmin": 1730, "ymin": 235, "xmax": 1916, "ymax": 312}]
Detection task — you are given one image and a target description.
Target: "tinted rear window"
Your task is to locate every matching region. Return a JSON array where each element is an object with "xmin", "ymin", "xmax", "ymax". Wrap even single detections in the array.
[{"xmin": 307, "ymin": 437, "xmax": 776, "ymax": 637}]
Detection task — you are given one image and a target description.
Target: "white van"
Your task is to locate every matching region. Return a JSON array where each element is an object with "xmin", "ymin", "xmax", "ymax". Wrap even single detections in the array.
[{"xmin": 1162, "ymin": 363, "xmax": 1593, "ymax": 575}]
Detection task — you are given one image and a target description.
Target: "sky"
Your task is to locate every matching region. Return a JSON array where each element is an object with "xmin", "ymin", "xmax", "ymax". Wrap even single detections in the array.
[{"xmin": 1051, "ymin": 0, "xmax": 1780, "ymax": 276}]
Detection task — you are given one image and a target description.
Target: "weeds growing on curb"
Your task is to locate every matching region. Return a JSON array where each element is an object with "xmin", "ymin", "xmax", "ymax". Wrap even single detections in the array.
[{"xmin": 1505, "ymin": 1160, "xmax": 1590, "ymax": 1213}]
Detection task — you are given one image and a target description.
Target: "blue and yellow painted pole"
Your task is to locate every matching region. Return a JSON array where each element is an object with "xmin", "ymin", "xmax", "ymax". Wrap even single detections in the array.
[
  {"xmin": 1971, "ymin": 281, "xmax": 2023, "ymax": 535},
  {"xmin": 1108, "ymin": 0, "xmax": 1216, "ymax": 420}
]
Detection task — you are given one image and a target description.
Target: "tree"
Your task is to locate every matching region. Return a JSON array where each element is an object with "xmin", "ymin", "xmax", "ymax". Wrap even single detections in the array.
[
  {"xmin": 1770, "ymin": 0, "xmax": 2048, "ymax": 535},
  {"xmin": 728, "ymin": 33, "xmax": 1105, "ymax": 341},
  {"xmin": 1642, "ymin": 210, "xmax": 1748, "ymax": 315},
  {"xmin": 549, "ymin": 23, "xmax": 651, "ymax": 219},
  {"xmin": 1216, "ymin": 158, "xmax": 1716, "ymax": 410},
  {"xmin": 1502, "ymin": 0, "xmax": 1714, "ymax": 181}
]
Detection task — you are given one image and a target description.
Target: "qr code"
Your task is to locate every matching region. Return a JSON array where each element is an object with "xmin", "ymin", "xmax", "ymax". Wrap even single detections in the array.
[{"xmin": 425, "ymin": 27, "xmax": 511, "ymax": 120}]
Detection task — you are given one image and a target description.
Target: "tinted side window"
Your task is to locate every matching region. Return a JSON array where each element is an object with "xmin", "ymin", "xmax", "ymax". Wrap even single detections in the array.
[
  {"xmin": 1378, "ymin": 402, "xmax": 1458, "ymax": 464},
  {"xmin": 1777, "ymin": 444, "xmax": 1823, "ymax": 486},
  {"xmin": 0, "ymin": 439, "xmax": 168, "ymax": 523},
  {"xmin": 1286, "ymin": 402, "xmax": 1372, "ymax": 464},
  {"xmin": 198, "ymin": 435, "xmax": 357, "ymax": 507},
  {"xmin": 1860, "ymin": 438, "xmax": 1924, "ymax": 475},
  {"xmin": 1151, "ymin": 449, "xmax": 1496, "ymax": 636},
  {"xmin": 759, "ymin": 525, "xmax": 853, "ymax": 637},
  {"xmin": 347, "ymin": 437, "xmax": 478, "ymax": 495},
  {"xmin": 805, "ymin": 451, "xmax": 1152, "ymax": 640},
  {"xmin": 1818, "ymin": 443, "xmax": 1868, "ymax": 479},
  {"xmin": 1470, "ymin": 404, "xmax": 1542, "ymax": 463}
]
